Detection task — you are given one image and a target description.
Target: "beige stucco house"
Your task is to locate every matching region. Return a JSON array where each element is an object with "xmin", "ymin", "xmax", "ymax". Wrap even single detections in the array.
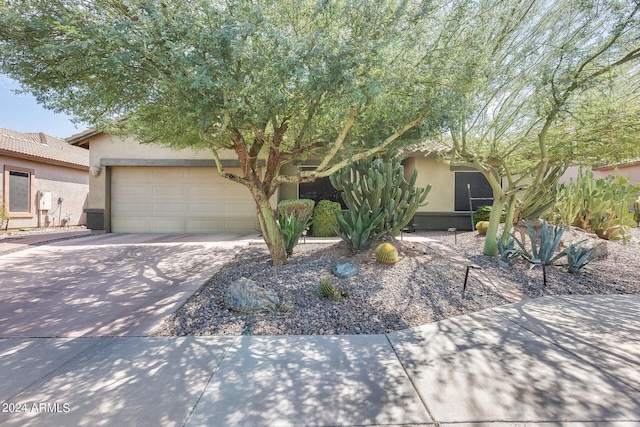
[
  {"xmin": 0, "ymin": 127, "xmax": 89, "ymax": 229},
  {"xmin": 68, "ymin": 131, "xmax": 491, "ymax": 233}
]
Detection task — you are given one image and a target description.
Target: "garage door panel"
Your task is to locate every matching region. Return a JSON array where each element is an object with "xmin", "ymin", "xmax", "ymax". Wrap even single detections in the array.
[
  {"xmin": 188, "ymin": 186, "xmax": 223, "ymax": 198},
  {"xmin": 111, "ymin": 167, "xmax": 257, "ymax": 233},
  {"xmin": 188, "ymin": 203, "xmax": 223, "ymax": 215},
  {"xmin": 152, "ymin": 169, "xmax": 187, "ymax": 180},
  {"xmin": 151, "ymin": 203, "xmax": 186, "ymax": 215},
  {"xmin": 112, "ymin": 202, "xmax": 150, "ymax": 215},
  {"xmin": 111, "ymin": 218, "xmax": 150, "ymax": 233},
  {"xmin": 152, "ymin": 186, "xmax": 185, "ymax": 198}
]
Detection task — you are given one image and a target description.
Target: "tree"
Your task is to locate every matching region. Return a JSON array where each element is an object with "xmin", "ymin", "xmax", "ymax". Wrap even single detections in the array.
[
  {"xmin": 433, "ymin": 0, "xmax": 640, "ymax": 255},
  {"xmin": 0, "ymin": 0, "xmax": 460, "ymax": 265}
]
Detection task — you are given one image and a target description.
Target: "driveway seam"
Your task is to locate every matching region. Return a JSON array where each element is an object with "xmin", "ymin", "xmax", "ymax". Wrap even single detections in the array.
[
  {"xmin": 181, "ymin": 336, "xmax": 239, "ymax": 427},
  {"xmin": 384, "ymin": 333, "xmax": 440, "ymax": 427}
]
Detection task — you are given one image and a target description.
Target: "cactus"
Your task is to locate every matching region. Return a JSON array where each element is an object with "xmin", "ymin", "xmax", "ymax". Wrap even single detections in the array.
[
  {"xmin": 497, "ymin": 237, "xmax": 520, "ymax": 267},
  {"xmin": 314, "ymin": 278, "xmax": 350, "ymax": 301},
  {"xmin": 552, "ymin": 168, "xmax": 640, "ymax": 243},
  {"xmin": 330, "ymin": 157, "xmax": 430, "ymax": 242},
  {"xmin": 277, "ymin": 199, "xmax": 315, "ymax": 256},
  {"xmin": 565, "ymin": 243, "xmax": 593, "ymax": 274},
  {"xmin": 475, "ymin": 221, "xmax": 489, "ymax": 235},
  {"xmin": 513, "ymin": 220, "xmax": 566, "ymax": 265},
  {"xmin": 375, "ymin": 243, "xmax": 399, "ymax": 264},
  {"xmin": 333, "ymin": 203, "xmax": 386, "ymax": 252}
]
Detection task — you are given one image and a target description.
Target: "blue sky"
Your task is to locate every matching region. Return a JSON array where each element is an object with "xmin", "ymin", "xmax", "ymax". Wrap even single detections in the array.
[{"xmin": 0, "ymin": 74, "xmax": 88, "ymax": 139}]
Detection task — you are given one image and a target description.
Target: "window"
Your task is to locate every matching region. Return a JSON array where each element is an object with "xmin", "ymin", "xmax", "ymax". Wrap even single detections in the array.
[
  {"xmin": 454, "ymin": 171, "xmax": 494, "ymax": 212},
  {"xmin": 3, "ymin": 166, "xmax": 35, "ymax": 217},
  {"xmin": 298, "ymin": 174, "xmax": 346, "ymax": 209}
]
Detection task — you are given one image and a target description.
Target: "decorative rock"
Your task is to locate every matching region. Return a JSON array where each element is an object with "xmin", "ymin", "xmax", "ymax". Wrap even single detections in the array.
[
  {"xmin": 224, "ymin": 277, "xmax": 280, "ymax": 313},
  {"xmin": 332, "ymin": 261, "xmax": 358, "ymax": 278},
  {"xmin": 560, "ymin": 227, "xmax": 608, "ymax": 260}
]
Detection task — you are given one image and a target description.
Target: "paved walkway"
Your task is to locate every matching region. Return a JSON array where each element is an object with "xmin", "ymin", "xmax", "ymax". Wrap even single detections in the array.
[
  {"xmin": 0, "ymin": 232, "xmax": 255, "ymax": 337},
  {"xmin": 1, "ymin": 294, "xmax": 638, "ymax": 426}
]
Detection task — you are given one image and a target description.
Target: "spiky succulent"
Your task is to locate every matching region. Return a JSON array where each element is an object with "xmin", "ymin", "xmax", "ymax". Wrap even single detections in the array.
[
  {"xmin": 375, "ymin": 243, "xmax": 398, "ymax": 264},
  {"xmin": 314, "ymin": 278, "xmax": 350, "ymax": 301}
]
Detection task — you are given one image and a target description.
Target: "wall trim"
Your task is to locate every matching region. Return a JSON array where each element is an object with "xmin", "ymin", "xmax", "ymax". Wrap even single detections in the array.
[{"xmin": 100, "ymin": 158, "xmax": 265, "ymax": 168}]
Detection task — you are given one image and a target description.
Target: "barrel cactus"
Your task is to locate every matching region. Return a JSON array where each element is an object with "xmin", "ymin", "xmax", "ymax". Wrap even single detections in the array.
[
  {"xmin": 476, "ymin": 221, "xmax": 490, "ymax": 235},
  {"xmin": 314, "ymin": 278, "xmax": 350, "ymax": 301},
  {"xmin": 375, "ymin": 243, "xmax": 398, "ymax": 265}
]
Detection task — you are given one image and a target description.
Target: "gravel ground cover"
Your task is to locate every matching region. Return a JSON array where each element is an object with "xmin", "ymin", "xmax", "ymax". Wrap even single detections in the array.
[{"xmin": 153, "ymin": 227, "xmax": 640, "ymax": 336}]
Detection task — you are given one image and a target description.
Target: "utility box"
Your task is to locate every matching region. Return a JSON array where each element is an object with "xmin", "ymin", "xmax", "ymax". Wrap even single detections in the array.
[{"xmin": 40, "ymin": 191, "xmax": 52, "ymax": 211}]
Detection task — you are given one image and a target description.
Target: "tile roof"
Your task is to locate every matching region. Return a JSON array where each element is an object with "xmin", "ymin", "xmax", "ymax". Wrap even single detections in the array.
[{"xmin": 0, "ymin": 127, "xmax": 89, "ymax": 169}]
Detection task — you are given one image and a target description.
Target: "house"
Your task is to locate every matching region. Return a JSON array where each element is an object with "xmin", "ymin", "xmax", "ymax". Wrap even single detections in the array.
[
  {"xmin": 68, "ymin": 132, "xmax": 491, "ymax": 233},
  {"xmin": 561, "ymin": 161, "xmax": 640, "ymax": 185},
  {"xmin": 0, "ymin": 127, "xmax": 89, "ymax": 230}
]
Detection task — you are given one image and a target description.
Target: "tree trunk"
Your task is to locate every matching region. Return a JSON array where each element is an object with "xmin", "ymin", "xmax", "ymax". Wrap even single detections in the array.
[
  {"xmin": 251, "ymin": 188, "xmax": 288, "ymax": 266},
  {"xmin": 500, "ymin": 194, "xmax": 518, "ymax": 243},
  {"xmin": 482, "ymin": 198, "xmax": 506, "ymax": 256}
]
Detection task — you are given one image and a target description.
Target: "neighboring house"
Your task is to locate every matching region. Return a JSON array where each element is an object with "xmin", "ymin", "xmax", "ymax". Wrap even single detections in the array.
[
  {"xmin": 562, "ymin": 161, "xmax": 640, "ymax": 185},
  {"xmin": 69, "ymin": 131, "xmax": 490, "ymax": 233},
  {"xmin": 0, "ymin": 127, "xmax": 89, "ymax": 229}
]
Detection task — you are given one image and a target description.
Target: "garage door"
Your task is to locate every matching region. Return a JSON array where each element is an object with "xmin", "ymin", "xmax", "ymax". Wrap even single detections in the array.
[{"xmin": 110, "ymin": 167, "xmax": 258, "ymax": 233}]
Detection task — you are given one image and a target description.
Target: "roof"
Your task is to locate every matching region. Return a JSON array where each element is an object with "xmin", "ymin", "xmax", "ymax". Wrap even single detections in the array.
[
  {"xmin": 0, "ymin": 127, "xmax": 89, "ymax": 169},
  {"xmin": 593, "ymin": 158, "xmax": 640, "ymax": 171},
  {"xmin": 66, "ymin": 128, "xmax": 102, "ymax": 148}
]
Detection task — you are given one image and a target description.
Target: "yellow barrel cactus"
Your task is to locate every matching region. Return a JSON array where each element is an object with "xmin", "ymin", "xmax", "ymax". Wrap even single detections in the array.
[{"xmin": 375, "ymin": 243, "xmax": 399, "ymax": 264}]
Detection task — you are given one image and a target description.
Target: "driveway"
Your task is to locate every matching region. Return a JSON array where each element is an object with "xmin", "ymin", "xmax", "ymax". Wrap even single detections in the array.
[{"xmin": 0, "ymin": 233, "xmax": 255, "ymax": 337}]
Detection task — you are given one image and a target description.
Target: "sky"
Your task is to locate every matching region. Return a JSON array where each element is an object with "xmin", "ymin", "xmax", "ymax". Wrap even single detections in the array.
[{"xmin": 0, "ymin": 74, "xmax": 88, "ymax": 139}]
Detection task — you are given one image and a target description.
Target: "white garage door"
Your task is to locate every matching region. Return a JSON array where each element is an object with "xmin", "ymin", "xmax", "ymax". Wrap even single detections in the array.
[{"xmin": 110, "ymin": 167, "xmax": 258, "ymax": 233}]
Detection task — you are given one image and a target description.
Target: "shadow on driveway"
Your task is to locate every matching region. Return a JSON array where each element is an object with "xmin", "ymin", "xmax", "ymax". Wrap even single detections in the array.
[{"xmin": 0, "ymin": 233, "xmax": 254, "ymax": 337}]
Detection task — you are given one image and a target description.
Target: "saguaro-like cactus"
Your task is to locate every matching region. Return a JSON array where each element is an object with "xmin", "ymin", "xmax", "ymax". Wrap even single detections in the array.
[{"xmin": 330, "ymin": 157, "xmax": 430, "ymax": 242}]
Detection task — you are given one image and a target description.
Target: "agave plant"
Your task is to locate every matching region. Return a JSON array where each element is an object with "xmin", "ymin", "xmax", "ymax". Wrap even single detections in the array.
[
  {"xmin": 513, "ymin": 220, "xmax": 567, "ymax": 266},
  {"xmin": 497, "ymin": 237, "xmax": 521, "ymax": 267},
  {"xmin": 565, "ymin": 243, "xmax": 593, "ymax": 274}
]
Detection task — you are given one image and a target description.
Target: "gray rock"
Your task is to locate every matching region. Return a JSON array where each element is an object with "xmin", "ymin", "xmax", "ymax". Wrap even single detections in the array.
[
  {"xmin": 560, "ymin": 227, "xmax": 608, "ymax": 260},
  {"xmin": 332, "ymin": 261, "xmax": 358, "ymax": 278},
  {"xmin": 224, "ymin": 277, "xmax": 280, "ymax": 313}
]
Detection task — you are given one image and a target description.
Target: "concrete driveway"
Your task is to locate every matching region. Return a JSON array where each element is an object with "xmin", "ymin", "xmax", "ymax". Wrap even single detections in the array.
[{"xmin": 0, "ymin": 233, "xmax": 255, "ymax": 337}]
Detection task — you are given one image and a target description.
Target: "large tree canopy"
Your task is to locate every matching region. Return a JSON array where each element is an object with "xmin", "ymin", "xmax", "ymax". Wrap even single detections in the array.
[
  {"xmin": 431, "ymin": 0, "xmax": 640, "ymax": 255},
  {"xmin": 1, "ymin": 0, "xmax": 464, "ymax": 264}
]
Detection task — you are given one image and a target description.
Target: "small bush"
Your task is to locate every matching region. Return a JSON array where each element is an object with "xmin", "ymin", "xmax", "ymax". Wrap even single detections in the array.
[
  {"xmin": 278, "ymin": 199, "xmax": 315, "ymax": 219},
  {"xmin": 473, "ymin": 205, "xmax": 506, "ymax": 223},
  {"xmin": 311, "ymin": 200, "xmax": 342, "ymax": 237}
]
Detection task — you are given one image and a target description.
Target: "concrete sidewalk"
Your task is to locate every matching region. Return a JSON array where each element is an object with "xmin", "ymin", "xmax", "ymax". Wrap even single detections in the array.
[
  {"xmin": 0, "ymin": 229, "xmax": 93, "ymax": 255},
  {"xmin": 1, "ymin": 294, "xmax": 638, "ymax": 426}
]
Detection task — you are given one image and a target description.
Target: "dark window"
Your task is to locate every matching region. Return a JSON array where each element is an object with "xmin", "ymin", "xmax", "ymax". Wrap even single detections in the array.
[
  {"xmin": 454, "ymin": 171, "xmax": 494, "ymax": 211},
  {"xmin": 9, "ymin": 170, "xmax": 31, "ymax": 213},
  {"xmin": 299, "ymin": 176, "xmax": 346, "ymax": 209}
]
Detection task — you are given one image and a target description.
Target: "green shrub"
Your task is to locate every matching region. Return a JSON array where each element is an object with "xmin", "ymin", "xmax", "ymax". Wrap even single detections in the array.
[
  {"xmin": 277, "ymin": 199, "xmax": 315, "ymax": 219},
  {"xmin": 473, "ymin": 205, "xmax": 506, "ymax": 223},
  {"xmin": 0, "ymin": 196, "xmax": 8, "ymax": 230},
  {"xmin": 311, "ymin": 200, "xmax": 342, "ymax": 237}
]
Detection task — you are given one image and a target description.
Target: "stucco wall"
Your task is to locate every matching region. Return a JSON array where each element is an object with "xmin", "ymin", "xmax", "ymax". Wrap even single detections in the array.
[
  {"xmin": 561, "ymin": 164, "xmax": 640, "ymax": 185},
  {"xmin": 85, "ymin": 134, "xmax": 276, "ymax": 227},
  {"xmin": 1, "ymin": 155, "xmax": 88, "ymax": 229},
  {"xmin": 404, "ymin": 156, "xmax": 454, "ymax": 212}
]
